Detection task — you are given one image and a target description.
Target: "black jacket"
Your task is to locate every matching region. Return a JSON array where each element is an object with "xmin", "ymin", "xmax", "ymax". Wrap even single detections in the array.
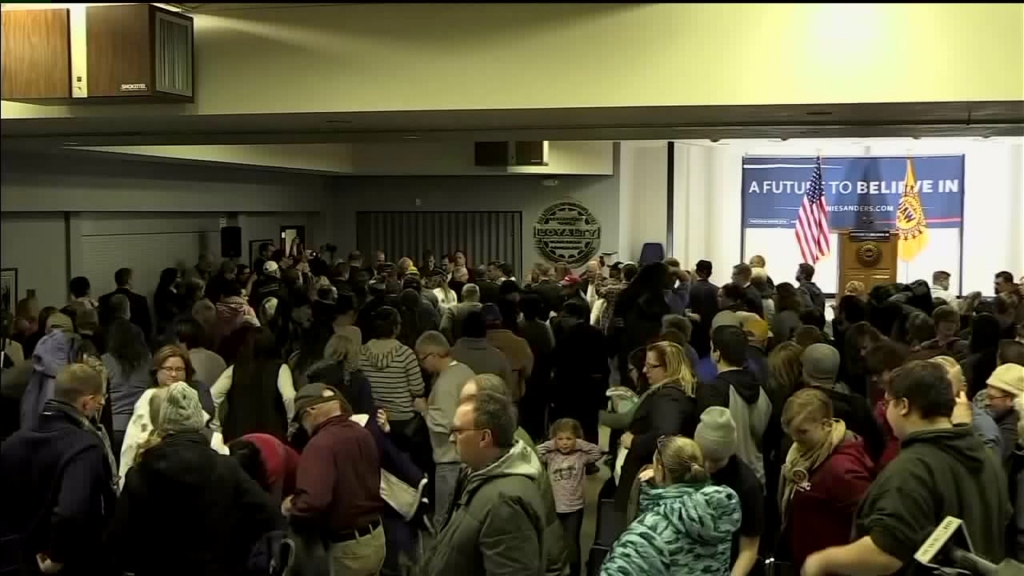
[
  {"xmin": 615, "ymin": 384, "xmax": 698, "ymax": 513},
  {"xmin": 99, "ymin": 288, "xmax": 153, "ymax": 342},
  {"xmin": 688, "ymin": 279, "xmax": 720, "ymax": 357},
  {"xmin": 0, "ymin": 400, "xmax": 117, "ymax": 576},
  {"xmin": 222, "ymin": 360, "xmax": 289, "ymax": 444},
  {"xmin": 306, "ymin": 361, "xmax": 376, "ymax": 415},
  {"xmin": 854, "ymin": 425, "xmax": 1011, "ymax": 574},
  {"xmin": 531, "ymin": 280, "xmax": 564, "ymax": 318},
  {"xmin": 798, "ymin": 281, "xmax": 826, "ymax": 316},
  {"xmin": 110, "ymin": 432, "xmax": 280, "ymax": 576},
  {"xmin": 477, "ymin": 280, "xmax": 501, "ymax": 305}
]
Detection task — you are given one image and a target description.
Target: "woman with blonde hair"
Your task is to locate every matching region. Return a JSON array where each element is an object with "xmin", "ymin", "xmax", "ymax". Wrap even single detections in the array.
[
  {"xmin": 844, "ymin": 281, "xmax": 867, "ymax": 300},
  {"xmin": 768, "ymin": 341, "xmax": 803, "ymax": 406},
  {"xmin": 305, "ymin": 332, "xmax": 375, "ymax": 414},
  {"xmin": 111, "ymin": 382, "xmax": 279, "ymax": 576},
  {"xmin": 929, "ymin": 355, "xmax": 1000, "ymax": 451},
  {"xmin": 614, "ymin": 341, "xmax": 700, "ymax": 516},
  {"xmin": 602, "ymin": 436, "xmax": 740, "ymax": 576},
  {"xmin": 779, "ymin": 388, "xmax": 873, "ymax": 572}
]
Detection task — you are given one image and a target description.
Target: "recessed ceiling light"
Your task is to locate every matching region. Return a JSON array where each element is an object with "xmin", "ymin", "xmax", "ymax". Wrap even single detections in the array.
[
  {"xmin": 403, "ymin": 135, "xmax": 420, "ymax": 140},
  {"xmin": 64, "ymin": 142, "xmax": 80, "ymax": 146}
]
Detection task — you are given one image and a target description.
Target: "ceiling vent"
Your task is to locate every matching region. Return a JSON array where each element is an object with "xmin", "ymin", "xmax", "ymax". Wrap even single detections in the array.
[{"xmin": 474, "ymin": 141, "xmax": 549, "ymax": 167}]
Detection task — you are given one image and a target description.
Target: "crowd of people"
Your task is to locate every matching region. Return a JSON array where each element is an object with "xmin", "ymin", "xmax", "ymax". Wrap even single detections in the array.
[{"xmin": 1, "ymin": 240, "xmax": 1024, "ymax": 576}]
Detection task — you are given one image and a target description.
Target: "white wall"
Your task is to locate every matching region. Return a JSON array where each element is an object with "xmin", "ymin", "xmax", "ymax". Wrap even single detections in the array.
[
  {"xmin": 0, "ymin": 213, "xmax": 68, "ymax": 309},
  {"xmin": 670, "ymin": 137, "xmax": 1024, "ymax": 293},
  {"xmin": 618, "ymin": 142, "xmax": 668, "ymax": 262},
  {"xmin": 1, "ymin": 151, "xmax": 329, "ymax": 308},
  {"xmin": 325, "ymin": 145, "xmax": 622, "ymax": 272}
]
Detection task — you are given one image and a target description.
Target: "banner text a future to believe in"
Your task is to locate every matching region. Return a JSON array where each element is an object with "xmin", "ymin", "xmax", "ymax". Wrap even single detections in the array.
[{"xmin": 741, "ymin": 155, "xmax": 965, "ymax": 230}]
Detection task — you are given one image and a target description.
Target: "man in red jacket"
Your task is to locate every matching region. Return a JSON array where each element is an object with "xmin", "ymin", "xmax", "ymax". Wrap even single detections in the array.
[{"xmin": 283, "ymin": 384, "xmax": 387, "ymax": 576}]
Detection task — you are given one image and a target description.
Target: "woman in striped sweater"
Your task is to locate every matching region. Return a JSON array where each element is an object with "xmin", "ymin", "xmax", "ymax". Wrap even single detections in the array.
[{"xmin": 359, "ymin": 306, "xmax": 427, "ymax": 447}]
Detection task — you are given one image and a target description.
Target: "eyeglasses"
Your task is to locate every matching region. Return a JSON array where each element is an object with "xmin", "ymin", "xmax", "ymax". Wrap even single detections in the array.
[
  {"xmin": 987, "ymin": 390, "xmax": 1014, "ymax": 402},
  {"xmin": 417, "ymin": 352, "xmax": 437, "ymax": 364},
  {"xmin": 449, "ymin": 427, "xmax": 483, "ymax": 443},
  {"xmin": 160, "ymin": 365, "xmax": 186, "ymax": 374},
  {"xmin": 644, "ymin": 363, "xmax": 663, "ymax": 371}
]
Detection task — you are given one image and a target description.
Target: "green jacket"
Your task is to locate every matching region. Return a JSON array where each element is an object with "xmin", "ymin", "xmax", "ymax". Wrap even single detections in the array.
[{"xmin": 420, "ymin": 440, "xmax": 564, "ymax": 576}]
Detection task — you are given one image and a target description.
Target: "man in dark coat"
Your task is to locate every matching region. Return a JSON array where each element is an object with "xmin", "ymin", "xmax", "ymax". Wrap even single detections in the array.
[
  {"xmin": 98, "ymin": 267, "xmax": 152, "ymax": 341},
  {"xmin": 689, "ymin": 259, "xmax": 720, "ymax": 358},
  {"xmin": 1, "ymin": 363, "xmax": 117, "ymax": 576}
]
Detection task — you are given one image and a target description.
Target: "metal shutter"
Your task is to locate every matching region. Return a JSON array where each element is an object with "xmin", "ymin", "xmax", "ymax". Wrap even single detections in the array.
[{"xmin": 356, "ymin": 211, "xmax": 522, "ymax": 277}]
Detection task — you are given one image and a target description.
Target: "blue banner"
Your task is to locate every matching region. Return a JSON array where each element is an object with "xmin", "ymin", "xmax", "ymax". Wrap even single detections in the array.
[{"xmin": 741, "ymin": 155, "xmax": 965, "ymax": 229}]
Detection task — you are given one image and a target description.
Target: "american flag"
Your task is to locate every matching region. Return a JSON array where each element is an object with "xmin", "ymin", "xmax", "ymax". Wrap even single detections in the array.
[{"xmin": 795, "ymin": 155, "xmax": 831, "ymax": 264}]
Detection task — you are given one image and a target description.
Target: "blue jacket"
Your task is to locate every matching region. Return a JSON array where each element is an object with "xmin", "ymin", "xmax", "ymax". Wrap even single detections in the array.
[
  {"xmin": 601, "ymin": 481, "xmax": 740, "ymax": 576},
  {"xmin": 1, "ymin": 400, "xmax": 117, "ymax": 576}
]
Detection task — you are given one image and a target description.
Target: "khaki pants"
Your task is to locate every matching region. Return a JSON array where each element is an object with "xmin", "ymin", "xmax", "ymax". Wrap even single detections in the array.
[{"xmin": 329, "ymin": 523, "xmax": 386, "ymax": 576}]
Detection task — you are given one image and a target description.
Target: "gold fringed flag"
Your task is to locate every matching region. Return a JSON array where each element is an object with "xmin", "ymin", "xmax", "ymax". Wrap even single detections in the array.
[{"xmin": 897, "ymin": 157, "xmax": 929, "ymax": 261}]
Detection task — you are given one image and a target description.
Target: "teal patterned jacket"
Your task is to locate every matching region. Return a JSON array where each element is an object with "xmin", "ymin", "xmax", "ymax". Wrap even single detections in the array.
[{"xmin": 600, "ymin": 481, "xmax": 741, "ymax": 576}]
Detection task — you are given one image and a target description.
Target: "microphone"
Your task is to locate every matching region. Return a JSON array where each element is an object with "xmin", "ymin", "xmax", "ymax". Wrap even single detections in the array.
[{"xmin": 915, "ymin": 516, "xmax": 1024, "ymax": 576}]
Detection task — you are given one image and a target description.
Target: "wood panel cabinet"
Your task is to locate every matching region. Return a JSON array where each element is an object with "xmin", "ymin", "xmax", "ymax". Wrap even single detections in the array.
[
  {"xmin": 1, "ymin": 4, "xmax": 192, "ymax": 103},
  {"xmin": 1, "ymin": 9, "xmax": 71, "ymax": 100}
]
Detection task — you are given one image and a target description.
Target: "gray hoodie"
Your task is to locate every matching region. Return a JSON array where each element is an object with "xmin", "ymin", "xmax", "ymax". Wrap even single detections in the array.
[{"xmin": 358, "ymin": 338, "xmax": 424, "ymax": 421}]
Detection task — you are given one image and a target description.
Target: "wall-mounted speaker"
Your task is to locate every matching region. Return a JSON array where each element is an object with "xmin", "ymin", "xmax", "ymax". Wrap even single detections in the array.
[{"xmin": 220, "ymin": 226, "xmax": 242, "ymax": 259}]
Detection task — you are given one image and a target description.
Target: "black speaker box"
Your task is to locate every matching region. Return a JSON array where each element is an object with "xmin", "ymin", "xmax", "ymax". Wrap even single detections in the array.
[{"xmin": 220, "ymin": 226, "xmax": 242, "ymax": 259}]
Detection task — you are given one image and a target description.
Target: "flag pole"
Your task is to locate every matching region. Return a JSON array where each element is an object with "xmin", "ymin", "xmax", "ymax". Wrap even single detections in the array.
[{"xmin": 902, "ymin": 147, "xmax": 911, "ymax": 283}]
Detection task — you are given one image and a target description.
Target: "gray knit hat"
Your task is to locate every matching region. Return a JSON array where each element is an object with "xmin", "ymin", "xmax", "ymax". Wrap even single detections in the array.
[
  {"xmin": 802, "ymin": 343, "xmax": 840, "ymax": 387},
  {"xmin": 154, "ymin": 382, "xmax": 206, "ymax": 434},
  {"xmin": 694, "ymin": 407, "xmax": 737, "ymax": 464}
]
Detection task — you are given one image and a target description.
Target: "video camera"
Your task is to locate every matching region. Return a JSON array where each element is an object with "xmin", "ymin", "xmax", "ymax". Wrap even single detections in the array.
[{"xmin": 917, "ymin": 516, "xmax": 1024, "ymax": 576}]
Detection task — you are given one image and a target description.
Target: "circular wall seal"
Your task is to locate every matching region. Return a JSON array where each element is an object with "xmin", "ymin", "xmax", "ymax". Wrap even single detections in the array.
[
  {"xmin": 857, "ymin": 243, "xmax": 882, "ymax": 267},
  {"xmin": 533, "ymin": 201, "xmax": 602, "ymax": 267}
]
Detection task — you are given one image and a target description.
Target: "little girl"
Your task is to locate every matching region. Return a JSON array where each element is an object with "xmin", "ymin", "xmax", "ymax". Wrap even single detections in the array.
[{"xmin": 537, "ymin": 418, "xmax": 603, "ymax": 576}]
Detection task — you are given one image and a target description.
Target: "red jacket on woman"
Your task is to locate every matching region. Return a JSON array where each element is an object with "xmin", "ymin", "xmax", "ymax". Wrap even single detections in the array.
[
  {"xmin": 787, "ymin": 436, "xmax": 875, "ymax": 568},
  {"xmin": 873, "ymin": 400, "xmax": 901, "ymax": 470}
]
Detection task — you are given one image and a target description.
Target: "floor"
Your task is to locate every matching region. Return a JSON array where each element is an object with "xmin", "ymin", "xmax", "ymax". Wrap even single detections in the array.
[{"xmin": 580, "ymin": 426, "xmax": 613, "ymax": 575}]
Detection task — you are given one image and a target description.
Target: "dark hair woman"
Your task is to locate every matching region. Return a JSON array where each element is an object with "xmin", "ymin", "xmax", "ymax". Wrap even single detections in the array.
[
  {"xmin": 611, "ymin": 262, "xmax": 672, "ymax": 389},
  {"xmin": 772, "ymin": 282, "xmax": 805, "ymax": 343},
  {"xmin": 211, "ymin": 327, "xmax": 294, "ymax": 443},
  {"xmin": 358, "ymin": 306, "xmax": 425, "ymax": 439},
  {"xmin": 102, "ymin": 318, "xmax": 153, "ymax": 458},
  {"xmin": 962, "ymin": 313, "xmax": 1002, "ymax": 399},
  {"xmin": 153, "ymin": 267, "xmax": 182, "ymax": 336}
]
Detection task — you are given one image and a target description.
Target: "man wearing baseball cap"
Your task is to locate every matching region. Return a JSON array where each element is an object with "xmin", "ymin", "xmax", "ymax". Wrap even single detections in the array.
[
  {"xmin": 282, "ymin": 384, "xmax": 387, "ymax": 575},
  {"xmin": 695, "ymin": 407, "xmax": 764, "ymax": 576}
]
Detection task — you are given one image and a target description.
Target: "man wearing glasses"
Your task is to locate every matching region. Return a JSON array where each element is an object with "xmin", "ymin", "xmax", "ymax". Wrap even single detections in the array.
[
  {"xmin": 420, "ymin": 391, "xmax": 546, "ymax": 576},
  {"xmin": 414, "ymin": 330, "xmax": 476, "ymax": 526},
  {"xmin": 802, "ymin": 361, "xmax": 1010, "ymax": 576}
]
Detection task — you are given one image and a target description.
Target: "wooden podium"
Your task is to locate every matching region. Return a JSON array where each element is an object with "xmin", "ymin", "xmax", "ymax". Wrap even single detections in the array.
[{"xmin": 838, "ymin": 230, "xmax": 899, "ymax": 293}]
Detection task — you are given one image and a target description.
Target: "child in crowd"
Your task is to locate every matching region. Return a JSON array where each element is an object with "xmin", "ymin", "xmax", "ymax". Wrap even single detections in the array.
[{"xmin": 537, "ymin": 418, "xmax": 604, "ymax": 576}]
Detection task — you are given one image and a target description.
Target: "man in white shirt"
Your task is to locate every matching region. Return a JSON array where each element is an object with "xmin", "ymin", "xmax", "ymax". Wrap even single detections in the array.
[{"xmin": 931, "ymin": 270, "xmax": 957, "ymax": 306}]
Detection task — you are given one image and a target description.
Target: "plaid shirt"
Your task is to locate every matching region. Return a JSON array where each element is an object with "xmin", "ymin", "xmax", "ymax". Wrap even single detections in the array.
[{"xmin": 598, "ymin": 279, "xmax": 626, "ymax": 334}]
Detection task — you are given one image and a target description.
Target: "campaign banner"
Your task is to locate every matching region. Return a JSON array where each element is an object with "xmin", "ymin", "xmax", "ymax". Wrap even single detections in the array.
[{"xmin": 741, "ymin": 155, "xmax": 965, "ymax": 229}]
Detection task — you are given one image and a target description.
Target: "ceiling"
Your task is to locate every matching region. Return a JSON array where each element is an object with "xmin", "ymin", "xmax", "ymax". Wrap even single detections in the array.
[
  {"xmin": 2, "ymin": 101, "xmax": 1022, "ymax": 150},
  {"xmin": 163, "ymin": 3, "xmax": 356, "ymax": 12}
]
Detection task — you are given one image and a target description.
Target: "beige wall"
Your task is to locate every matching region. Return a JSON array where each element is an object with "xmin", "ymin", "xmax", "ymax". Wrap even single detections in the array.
[{"xmin": 4, "ymin": 4, "xmax": 1021, "ymax": 120}]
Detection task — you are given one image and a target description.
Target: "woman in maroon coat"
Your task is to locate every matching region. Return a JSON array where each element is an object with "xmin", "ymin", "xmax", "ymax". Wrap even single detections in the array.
[{"xmin": 779, "ymin": 388, "xmax": 875, "ymax": 570}]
